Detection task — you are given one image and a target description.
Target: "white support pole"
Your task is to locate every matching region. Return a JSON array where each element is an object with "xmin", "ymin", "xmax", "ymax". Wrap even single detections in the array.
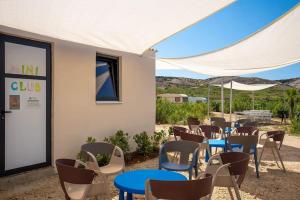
[
  {"xmin": 230, "ymin": 80, "xmax": 233, "ymax": 122},
  {"xmin": 282, "ymin": 84, "xmax": 286, "ymax": 124},
  {"xmin": 252, "ymin": 91, "xmax": 255, "ymax": 110},
  {"xmin": 208, "ymin": 84, "xmax": 210, "ymax": 118},
  {"xmin": 221, "ymin": 79, "xmax": 224, "ymax": 117}
]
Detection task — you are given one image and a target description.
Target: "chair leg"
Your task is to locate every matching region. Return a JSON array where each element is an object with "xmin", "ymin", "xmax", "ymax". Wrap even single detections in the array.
[
  {"xmin": 189, "ymin": 169, "xmax": 192, "ymax": 180},
  {"xmin": 207, "ymin": 186, "xmax": 214, "ymax": 200},
  {"xmin": 254, "ymin": 152, "xmax": 259, "ymax": 178},
  {"xmin": 194, "ymin": 165, "xmax": 198, "ymax": 177},
  {"xmin": 271, "ymin": 148, "xmax": 280, "ymax": 169},
  {"xmin": 232, "ymin": 177, "xmax": 241, "ymax": 200},
  {"xmin": 233, "ymin": 184, "xmax": 241, "ymax": 200},
  {"xmin": 258, "ymin": 145, "xmax": 265, "ymax": 166},
  {"xmin": 227, "ymin": 187, "xmax": 234, "ymax": 200},
  {"xmin": 275, "ymin": 147, "xmax": 286, "ymax": 172}
]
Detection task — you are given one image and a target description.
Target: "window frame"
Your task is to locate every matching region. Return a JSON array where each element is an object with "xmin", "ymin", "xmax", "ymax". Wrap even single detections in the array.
[
  {"xmin": 175, "ymin": 97, "xmax": 181, "ymax": 102},
  {"xmin": 95, "ymin": 53, "xmax": 120, "ymax": 102}
]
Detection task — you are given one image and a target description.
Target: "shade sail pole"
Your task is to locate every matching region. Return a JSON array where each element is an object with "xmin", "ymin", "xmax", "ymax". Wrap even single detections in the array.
[
  {"xmin": 208, "ymin": 83, "xmax": 211, "ymax": 118},
  {"xmin": 252, "ymin": 91, "xmax": 255, "ymax": 110},
  {"xmin": 230, "ymin": 80, "xmax": 233, "ymax": 122},
  {"xmin": 221, "ymin": 78, "xmax": 224, "ymax": 117}
]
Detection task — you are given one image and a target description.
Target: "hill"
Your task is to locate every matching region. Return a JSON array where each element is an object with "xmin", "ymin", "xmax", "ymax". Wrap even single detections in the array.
[
  {"xmin": 280, "ymin": 78, "xmax": 300, "ymax": 89},
  {"xmin": 156, "ymin": 76, "xmax": 300, "ymax": 89}
]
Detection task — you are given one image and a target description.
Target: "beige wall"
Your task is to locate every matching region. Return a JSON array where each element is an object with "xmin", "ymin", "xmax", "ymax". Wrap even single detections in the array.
[{"xmin": 0, "ymin": 26, "xmax": 156, "ymax": 166}]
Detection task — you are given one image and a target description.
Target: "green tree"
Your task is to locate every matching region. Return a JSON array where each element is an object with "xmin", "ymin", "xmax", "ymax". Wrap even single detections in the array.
[{"xmin": 286, "ymin": 88, "xmax": 299, "ymax": 119}]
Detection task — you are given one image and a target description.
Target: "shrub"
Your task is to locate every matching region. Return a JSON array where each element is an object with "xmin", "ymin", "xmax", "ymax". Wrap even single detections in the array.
[
  {"xmin": 152, "ymin": 130, "xmax": 167, "ymax": 151},
  {"xmin": 272, "ymin": 101, "xmax": 289, "ymax": 118},
  {"xmin": 290, "ymin": 116, "xmax": 300, "ymax": 135},
  {"xmin": 95, "ymin": 154, "xmax": 110, "ymax": 167},
  {"xmin": 156, "ymin": 99, "xmax": 207, "ymax": 124},
  {"xmin": 156, "ymin": 98, "xmax": 176, "ymax": 124},
  {"xmin": 104, "ymin": 130, "xmax": 130, "ymax": 156},
  {"xmin": 133, "ymin": 131, "xmax": 153, "ymax": 156},
  {"xmin": 211, "ymin": 101, "xmax": 220, "ymax": 112},
  {"xmin": 168, "ymin": 126, "xmax": 173, "ymax": 135},
  {"xmin": 286, "ymin": 88, "xmax": 299, "ymax": 119},
  {"xmin": 86, "ymin": 136, "xmax": 96, "ymax": 144},
  {"xmin": 233, "ymin": 94, "xmax": 252, "ymax": 112}
]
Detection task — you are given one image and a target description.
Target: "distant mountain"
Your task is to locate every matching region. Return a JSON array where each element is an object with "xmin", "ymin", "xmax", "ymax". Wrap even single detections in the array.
[
  {"xmin": 156, "ymin": 76, "xmax": 204, "ymax": 88},
  {"xmin": 205, "ymin": 76, "xmax": 278, "ymax": 85},
  {"xmin": 156, "ymin": 76, "xmax": 300, "ymax": 89},
  {"xmin": 279, "ymin": 78, "xmax": 300, "ymax": 89}
]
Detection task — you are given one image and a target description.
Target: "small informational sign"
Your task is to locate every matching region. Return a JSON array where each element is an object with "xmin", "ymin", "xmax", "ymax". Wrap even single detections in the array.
[
  {"xmin": 27, "ymin": 97, "xmax": 40, "ymax": 106},
  {"xmin": 9, "ymin": 95, "xmax": 20, "ymax": 110}
]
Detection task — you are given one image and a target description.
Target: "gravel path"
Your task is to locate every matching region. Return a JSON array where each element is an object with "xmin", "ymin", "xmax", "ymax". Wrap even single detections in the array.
[{"xmin": 1, "ymin": 122, "xmax": 300, "ymax": 200}]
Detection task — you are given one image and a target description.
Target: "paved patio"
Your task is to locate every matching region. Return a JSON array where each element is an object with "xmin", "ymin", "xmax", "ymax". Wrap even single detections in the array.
[{"xmin": 1, "ymin": 123, "xmax": 300, "ymax": 200}]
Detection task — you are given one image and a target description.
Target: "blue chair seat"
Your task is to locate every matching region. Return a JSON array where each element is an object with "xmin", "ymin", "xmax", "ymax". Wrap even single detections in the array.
[
  {"xmin": 160, "ymin": 162, "xmax": 190, "ymax": 171},
  {"xmin": 231, "ymin": 146, "xmax": 256, "ymax": 154}
]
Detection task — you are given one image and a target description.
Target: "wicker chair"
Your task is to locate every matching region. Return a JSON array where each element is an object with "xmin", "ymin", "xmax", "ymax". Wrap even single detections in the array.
[
  {"xmin": 234, "ymin": 118, "xmax": 251, "ymax": 127},
  {"xmin": 227, "ymin": 135, "xmax": 259, "ymax": 178},
  {"xmin": 56, "ymin": 159, "xmax": 109, "ymax": 200},
  {"xmin": 80, "ymin": 142, "xmax": 125, "ymax": 176},
  {"xmin": 204, "ymin": 152, "xmax": 250, "ymax": 200},
  {"xmin": 187, "ymin": 117, "xmax": 201, "ymax": 134},
  {"xmin": 210, "ymin": 117, "xmax": 226, "ymax": 125},
  {"xmin": 212, "ymin": 121, "xmax": 232, "ymax": 138},
  {"xmin": 232, "ymin": 126, "xmax": 259, "ymax": 136},
  {"xmin": 145, "ymin": 174, "xmax": 213, "ymax": 200},
  {"xmin": 172, "ymin": 126, "xmax": 189, "ymax": 141},
  {"xmin": 258, "ymin": 131, "xmax": 286, "ymax": 172},
  {"xmin": 199, "ymin": 125, "xmax": 222, "ymax": 139}
]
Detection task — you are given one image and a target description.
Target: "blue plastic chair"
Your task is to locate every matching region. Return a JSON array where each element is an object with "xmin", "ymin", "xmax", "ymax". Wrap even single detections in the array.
[{"xmin": 159, "ymin": 140, "xmax": 200, "ymax": 180}]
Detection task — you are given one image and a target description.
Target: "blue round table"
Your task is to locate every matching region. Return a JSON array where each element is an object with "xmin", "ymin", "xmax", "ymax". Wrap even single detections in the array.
[
  {"xmin": 114, "ymin": 169, "xmax": 187, "ymax": 200},
  {"xmin": 205, "ymin": 139, "xmax": 241, "ymax": 162}
]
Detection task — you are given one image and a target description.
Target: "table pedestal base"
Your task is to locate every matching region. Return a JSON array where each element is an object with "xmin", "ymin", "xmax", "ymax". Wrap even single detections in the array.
[{"xmin": 119, "ymin": 190, "xmax": 133, "ymax": 200}]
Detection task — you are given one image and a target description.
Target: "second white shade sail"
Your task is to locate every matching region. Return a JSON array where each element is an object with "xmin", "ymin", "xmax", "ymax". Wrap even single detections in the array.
[{"xmin": 157, "ymin": 4, "xmax": 300, "ymax": 76}]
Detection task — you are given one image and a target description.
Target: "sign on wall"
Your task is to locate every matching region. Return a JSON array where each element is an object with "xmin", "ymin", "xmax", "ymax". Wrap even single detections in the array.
[{"xmin": 5, "ymin": 42, "xmax": 46, "ymax": 76}]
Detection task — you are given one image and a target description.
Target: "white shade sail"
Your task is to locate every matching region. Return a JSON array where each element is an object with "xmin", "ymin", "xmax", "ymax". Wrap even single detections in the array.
[
  {"xmin": 157, "ymin": 4, "xmax": 300, "ymax": 76},
  {"xmin": 0, "ymin": 0, "xmax": 234, "ymax": 55},
  {"xmin": 213, "ymin": 81, "xmax": 276, "ymax": 91}
]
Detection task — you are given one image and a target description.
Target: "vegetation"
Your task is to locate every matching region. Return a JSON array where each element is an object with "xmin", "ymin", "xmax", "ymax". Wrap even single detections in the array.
[
  {"xmin": 156, "ymin": 98, "xmax": 207, "ymax": 124},
  {"xmin": 77, "ymin": 137, "xmax": 110, "ymax": 166},
  {"xmin": 133, "ymin": 131, "xmax": 153, "ymax": 156},
  {"xmin": 286, "ymin": 88, "xmax": 299, "ymax": 119},
  {"xmin": 77, "ymin": 129, "xmax": 168, "ymax": 165},
  {"xmin": 291, "ymin": 116, "xmax": 300, "ymax": 135},
  {"xmin": 157, "ymin": 84, "xmax": 300, "ymax": 118},
  {"xmin": 152, "ymin": 130, "xmax": 167, "ymax": 151},
  {"xmin": 86, "ymin": 136, "xmax": 96, "ymax": 144},
  {"xmin": 104, "ymin": 130, "xmax": 130, "ymax": 158},
  {"xmin": 133, "ymin": 130, "xmax": 168, "ymax": 156}
]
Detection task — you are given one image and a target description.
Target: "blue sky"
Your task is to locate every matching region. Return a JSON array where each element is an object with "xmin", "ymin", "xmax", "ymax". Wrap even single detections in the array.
[{"xmin": 155, "ymin": 0, "xmax": 300, "ymax": 80}]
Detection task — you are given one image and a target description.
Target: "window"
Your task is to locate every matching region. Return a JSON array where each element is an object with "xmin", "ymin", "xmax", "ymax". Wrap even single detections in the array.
[
  {"xmin": 96, "ymin": 54, "xmax": 119, "ymax": 101},
  {"xmin": 175, "ymin": 97, "xmax": 181, "ymax": 102}
]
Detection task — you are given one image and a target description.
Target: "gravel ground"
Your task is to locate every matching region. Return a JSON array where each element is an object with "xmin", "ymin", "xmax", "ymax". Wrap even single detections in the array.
[{"xmin": 1, "ymin": 120, "xmax": 299, "ymax": 200}]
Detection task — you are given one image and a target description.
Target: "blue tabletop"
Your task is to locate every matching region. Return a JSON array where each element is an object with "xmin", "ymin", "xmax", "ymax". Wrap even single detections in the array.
[
  {"xmin": 114, "ymin": 169, "xmax": 187, "ymax": 195},
  {"xmin": 208, "ymin": 139, "xmax": 240, "ymax": 148}
]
